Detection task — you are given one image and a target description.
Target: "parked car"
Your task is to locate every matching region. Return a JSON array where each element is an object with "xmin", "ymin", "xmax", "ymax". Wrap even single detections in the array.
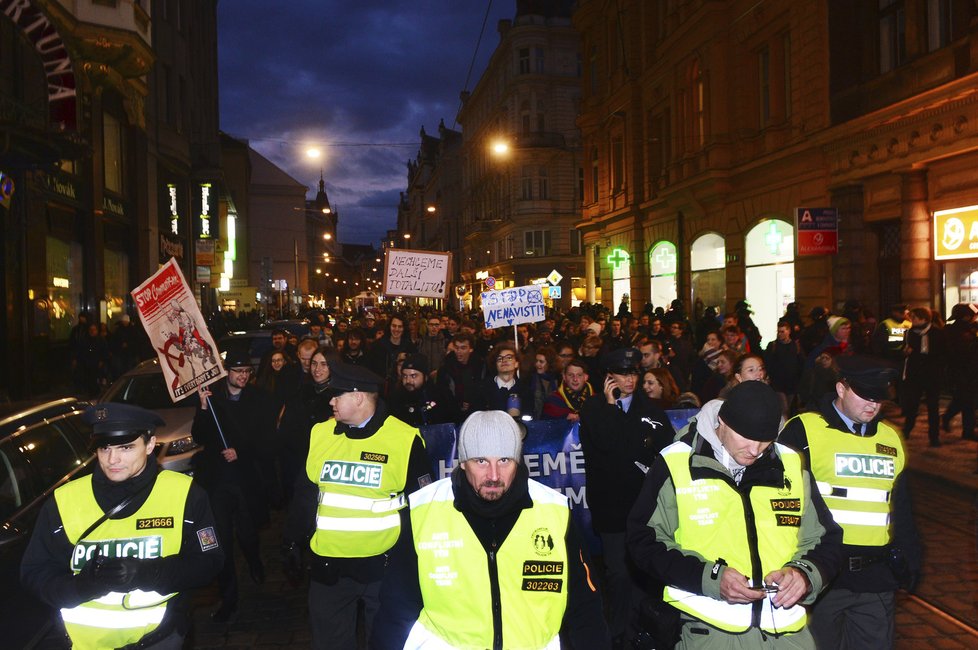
[
  {"xmin": 0, "ymin": 398, "xmax": 95, "ymax": 649},
  {"xmin": 261, "ymin": 319, "xmax": 310, "ymax": 338},
  {"xmin": 99, "ymin": 358, "xmax": 202, "ymax": 474},
  {"xmin": 218, "ymin": 329, "xmax": 271, "ymax": 369}
]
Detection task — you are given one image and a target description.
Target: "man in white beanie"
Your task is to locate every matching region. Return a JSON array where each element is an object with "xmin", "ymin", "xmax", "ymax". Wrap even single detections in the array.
[{"xmin": 373, "ymin": 410, "xmax": 610, "ymax": 649}]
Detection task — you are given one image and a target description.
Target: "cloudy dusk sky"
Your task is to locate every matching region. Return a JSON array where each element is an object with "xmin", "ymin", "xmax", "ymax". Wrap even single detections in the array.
[{"xmin": 217, "ymin": 1, "xmax": 514, "ymax": 245}]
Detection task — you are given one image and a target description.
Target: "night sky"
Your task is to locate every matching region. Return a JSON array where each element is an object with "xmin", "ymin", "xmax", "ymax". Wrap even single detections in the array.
[{"xmin": 217, "ymin": 1, "xmax": 514, "ymax": 246}]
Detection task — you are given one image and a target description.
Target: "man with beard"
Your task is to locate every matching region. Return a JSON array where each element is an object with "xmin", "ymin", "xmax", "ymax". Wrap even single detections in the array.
[
  {"xmin": 542, "ymin": 358, "xmax": 594, "ymax": 422},
  {"xmin": 373, "ymin": 410, "xmax": 610, "ymax": 649},
  {"xmin": 22, "ymin": 404, "xmax": 224, "ymax": 648},
  {"xmin": 579, "ymin": 347, "xmax": 676, "ymax": 647},
  {"xmin": 283, "ymin": 363, "xmax": 431, "ymax": 649},
  {"xmin": 388, "ymin": 354, "xmax": 459, "ymax": 427}
]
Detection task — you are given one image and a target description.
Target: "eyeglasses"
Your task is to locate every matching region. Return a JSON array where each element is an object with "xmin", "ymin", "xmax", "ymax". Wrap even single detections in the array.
[
  {"xmin": 497, "ymin": 354, "xmax": 516, "ymax": 362},
  {"xmin": 229, "ymin": 367, "xmax": 252, "ymax": 374}
]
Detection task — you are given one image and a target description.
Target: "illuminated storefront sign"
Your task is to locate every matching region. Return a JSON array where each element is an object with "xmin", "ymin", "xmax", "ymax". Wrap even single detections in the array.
[
  {"xmin": 934, "ymin": 205, "xmax": 978, "ymax": 260},
  {"xmin": 168, "ymin": 183, "xmax": 180, "ymax": 235},
  {"xmin": 606, "ymin": 247, "xmax": 630, "ymax": 271},
  {"xmin": 193, "ymin": 182, "xmax": 218, "ymax": 239}
]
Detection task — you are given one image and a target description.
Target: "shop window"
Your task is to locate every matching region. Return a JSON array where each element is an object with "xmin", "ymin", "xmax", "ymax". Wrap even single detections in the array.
[
  {"xmin": 649, "ymin": 241, "xmax": 678, "ymax": 310},
  {"xmin": 104, "ymin": 248, "xmax": 130, "ymax": 322},
  {"xmin": 745, "ymin": 219, "xmax": 795, "ymax": 346},
  {"xmin": 690, "ymin": 232, "xmax": 726, "ymax": 314},
  {"xmin": 44, "ymin": 236, "xmax": 84, "ymax": 342},
  {"xmin": 608, "ymin": 246, "xmax": 631, "ymax": 310}
]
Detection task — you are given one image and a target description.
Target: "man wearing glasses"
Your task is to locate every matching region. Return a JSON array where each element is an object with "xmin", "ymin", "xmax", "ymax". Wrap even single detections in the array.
[{"xmin": 192, "ymin": 353, "xmax": 272, "ymax": 622}]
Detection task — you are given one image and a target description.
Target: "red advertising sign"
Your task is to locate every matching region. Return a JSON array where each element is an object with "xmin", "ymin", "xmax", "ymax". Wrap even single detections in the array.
[{"xmin": 795, "ymin": 207, "xmax": 839, "ymax": 256}]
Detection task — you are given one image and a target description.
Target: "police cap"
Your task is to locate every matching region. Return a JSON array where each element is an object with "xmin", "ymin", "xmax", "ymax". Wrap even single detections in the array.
[
  {"xmin": 330, "ymin": 362, "xmax": 383, "ymax": 394},
  {"xmin": 836, "ymin": 355, "xmax": 898, "ymax": 402},
  {"xmin": 602, "ymin": 347, "xmax": 641, "ymax": 375},
  {"xmin": 84, "ymin": 403, "xmax": 165, "ymax": 447}
]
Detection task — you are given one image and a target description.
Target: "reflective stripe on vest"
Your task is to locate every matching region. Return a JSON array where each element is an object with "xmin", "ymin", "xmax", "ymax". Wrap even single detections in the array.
[
  {"xmin": 661, "ymin": 441, "xmax": 807, "ymax": 634},
  {"xmin": 55, "ymin": 471, "xmax": 190, "ymax": 650},
  {"xmin": 800, "ymin": 414, "xmax": 904, "ymax": 546},
  {"xmin": 883, "ymin": 318, "xmax": 910, "ymax": 345},
  {"xmin": 306, "ymin": 416, "xmax": 420, "ymax": 558},
  {"xmin": 409, "ymin": 477, "xmax": 569, "ymax": 649}
]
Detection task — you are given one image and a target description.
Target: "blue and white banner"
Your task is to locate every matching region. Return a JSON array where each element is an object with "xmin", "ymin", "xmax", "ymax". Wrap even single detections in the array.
[{"xmin": 480, "ymin": 284, "xmax": 547, "ymax": 329}]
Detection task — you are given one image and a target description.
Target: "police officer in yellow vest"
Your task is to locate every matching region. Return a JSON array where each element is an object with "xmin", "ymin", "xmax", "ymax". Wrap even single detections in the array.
[
  {"xmin": 21, "ymin": 403, "xmax": 224, "ymax": 650},
  {"xmin": 780, "ymin": 355, "xmax": 922, "ymax": 649},
  {"xmin": 627, "ymin": 382, "xmax": 842, "ymax": 649},
  {"xmin": 872, "ymin": 303, "xmax": 911, "ymax": 363},
  {"xmin": 372, "ymin": 410, "xmax": 610, "ymax": 649},
  {"xmin": 283, "ymin": 362, "xmax": 431, "ymax": 650}
]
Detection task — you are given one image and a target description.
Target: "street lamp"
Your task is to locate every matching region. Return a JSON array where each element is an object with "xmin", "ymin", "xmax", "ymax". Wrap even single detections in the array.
[{"xmin": 323, "ymin": 233, "xmax": 332, "ymax": 240}]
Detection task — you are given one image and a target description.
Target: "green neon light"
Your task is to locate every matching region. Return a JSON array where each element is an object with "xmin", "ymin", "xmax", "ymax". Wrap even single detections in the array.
[{"xmin": 606, "ymin": 247, "xmax": 630, "ymax": 271}]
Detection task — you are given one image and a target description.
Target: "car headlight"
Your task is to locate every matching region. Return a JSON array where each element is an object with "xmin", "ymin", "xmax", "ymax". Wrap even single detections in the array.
[{"xmin": 166, "ymin": 436, "xmax": 201, "ymax": 456}]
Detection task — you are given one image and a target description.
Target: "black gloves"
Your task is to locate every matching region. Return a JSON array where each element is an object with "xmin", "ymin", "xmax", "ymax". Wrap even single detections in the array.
[
  {"xmin": 92, "ymin": 557, "xmax": 164, "ymax": 591},
  {"xmin": 74, "ymin": 556, "xmax": 110, "ymax": 601},
  {"xmin": 281, "ymin": 541, "xmax": 304, "ymax": 588}
]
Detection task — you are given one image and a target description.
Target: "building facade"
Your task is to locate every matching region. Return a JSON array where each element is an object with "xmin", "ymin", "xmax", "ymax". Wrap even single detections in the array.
[
  {"xmin": 0, "ymin": 0, "xmax": 221, "ymax": 398},
  {"xmin": 575, "ymin": 0, "xmax": 978, "ymax": 344},
  {"xmin": 455, "ymin": 1, "xmax": 584, "ymax": 311}
]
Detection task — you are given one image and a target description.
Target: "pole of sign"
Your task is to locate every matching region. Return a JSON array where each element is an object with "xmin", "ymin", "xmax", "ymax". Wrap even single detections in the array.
[
  {"xmin": 204, "ymin": 395, "xmax": 230, "ymax": 449},
  {"xmin": 514, "ymin": 324, "xmax": 519, "ymax": 350}
]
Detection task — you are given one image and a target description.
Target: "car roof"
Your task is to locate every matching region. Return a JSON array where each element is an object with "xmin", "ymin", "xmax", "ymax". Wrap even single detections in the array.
[{"xmin": 0, "ymin": 398, "xmax": 88, "ymax": 439}]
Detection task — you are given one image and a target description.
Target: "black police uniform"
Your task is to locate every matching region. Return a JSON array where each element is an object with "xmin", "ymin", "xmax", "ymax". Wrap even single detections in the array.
[
  {"xmin": 578, "ymin": 347, "xmax": 676, "ymax": 644},
  {"xmin": 283, "ymin": 363, "xmax": 432, "ymax": 650},
  {"xmin": 21, "ymin": 404, "xmax": 223, "ymax": 648}
]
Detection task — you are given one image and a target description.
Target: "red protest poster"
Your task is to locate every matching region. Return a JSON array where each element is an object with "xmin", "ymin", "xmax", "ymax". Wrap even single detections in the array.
[{"xmin": 131, "ymin": 258, "xmax": 226, "ymax": 401}]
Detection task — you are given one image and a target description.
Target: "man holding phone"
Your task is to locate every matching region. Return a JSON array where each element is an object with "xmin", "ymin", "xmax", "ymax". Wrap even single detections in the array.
[{"xmin": 579, "ymin": 347, "xmax": 676, "ymax": 648}]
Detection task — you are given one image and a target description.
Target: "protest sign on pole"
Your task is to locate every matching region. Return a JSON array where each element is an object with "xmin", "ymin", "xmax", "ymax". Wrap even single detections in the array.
[
  {"xmin": 131, "ymin": 258, "xmax": 226, "ymax": 402},
  {"xmin": 383, "ymin": 249, "xmax": 451, "ymax": 299},
  {"xmin": 480, "ymin": 284, "xmax": 547, "ymax": 329}
]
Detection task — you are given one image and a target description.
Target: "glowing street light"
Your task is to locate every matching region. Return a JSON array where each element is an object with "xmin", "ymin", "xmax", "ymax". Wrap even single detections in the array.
[
  {"xmin": 323, "ymin": 233, "xmax": 332, "ymax": 240},
  {"xmin": 306, "ymin": 147, "xmax": 322, "ymax": 159},
  {"xmin": 491, "ymin": 139, "xmax": 510, "ymax": 156}
]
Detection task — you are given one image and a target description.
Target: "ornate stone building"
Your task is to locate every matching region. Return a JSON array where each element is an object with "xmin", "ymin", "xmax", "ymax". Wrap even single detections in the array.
[{"xmin": 574, "ymin": 0, "xmax": 978, "ymax": 344}]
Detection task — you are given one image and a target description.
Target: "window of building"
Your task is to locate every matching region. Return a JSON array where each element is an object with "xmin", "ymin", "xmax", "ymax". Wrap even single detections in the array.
[
  {"xmin": 538, "ymin": 166, "xmax": 549, "ymax": 200},
  {"xmin": 608, "ymin": 246, "xmax": 631, "ymax": 309},
  {"xmin": 45, "ymin": 236, "xmax": 84, "ymax": 342},
  {"xmin": 759, "ymin": 46, "xmax": 771, "ymax": 125},
  {"xmin": 521, "ymin": 165, "xmax": 534, "ymax": 200},
  {"xmin": 690, "ymin": 232, "xmax": 726, "ymax": 315},
  {"xmin": 104, "ymin": 248, "xmax": 130, "ymax": 321},
  {"xmin": 690, "ymin": 60, "xmax": 706, "ymax": 149},
  {"xmin": 927, "ymin": 0, "xmax": 952, "ymax": 51},
  {"xmin": 103, "ymin": 112, "xmax": 124, "ymax": 194},
  {"xmin": 591, "ymin": 146, "xmax": 600, "ymax": 203},
  {"xmin": 521, "ymin": 100, "xmax": 531, "ymax": 135},
  {"xmin": 570, "ymin": 229, "xmax": 583, "ymax": 256},
  {"xmin": 649, "ymin": 241, "xmax": 678, "ymax": 309},
  {"xmin": 879, "ymin": 0, "xmax": 906, "ymax": 73},
  {"xmin": 578, "ymin": 167, "xmax": 585, "ymax": 204},
  {"xmin": 495, "ymin": 239, "xmax": 503, "ymax": 263},
  {"xmin": 534, "ymin": 47, "xmax": 545, "ymax": 73},
  {"xmin": 745, "ymin": 219, "xmax": 795, "ymax": 346},
  {"xmin": 519, "ymin": 48, "xmax": 531, "ymax": 74},
  {"xmin": 611, "ymin": 134, "xmax": 624, "ymax": 194},
  {"xmin": 589, "ymin": 45, "xmax": 598, "ymax": 95},
  {"xmin": 783, "ymin": 32, "xmax": 792, "ymax": 118},
  {"xmin": 524, "ymin": 230, "xmax": 552, "ymax": 257}
]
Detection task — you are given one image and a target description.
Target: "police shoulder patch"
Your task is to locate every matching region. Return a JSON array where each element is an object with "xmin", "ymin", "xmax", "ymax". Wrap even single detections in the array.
[{"xmin": 197, "ymin": 526, "xmax": 219, "ymax": 551}]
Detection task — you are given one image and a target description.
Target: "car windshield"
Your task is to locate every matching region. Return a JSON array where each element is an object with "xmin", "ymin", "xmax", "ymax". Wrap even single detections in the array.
[{"xmin": 105, "ymin": 373, "xmax": 197, "ymax": 410}]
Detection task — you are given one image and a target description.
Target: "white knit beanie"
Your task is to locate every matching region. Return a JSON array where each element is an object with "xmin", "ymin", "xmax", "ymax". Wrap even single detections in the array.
[{"xmin": 458, "ymin": 410, "xmax": 524, "ymax": 462}]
